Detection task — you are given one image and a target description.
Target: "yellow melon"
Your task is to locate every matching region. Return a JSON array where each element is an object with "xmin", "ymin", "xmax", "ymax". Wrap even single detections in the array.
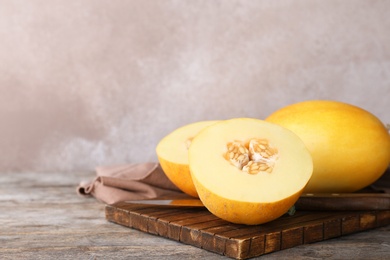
[
  {"xmin": 188, "ymin": 118, "xmax": 313, "ymax": 225},
  {"xmin": 265, "ymin": 100, "xmax": 390, "ymax": 193},
  {"xmin": 156, "ymin": 120, "xmax": 219, "ymax": 197}
]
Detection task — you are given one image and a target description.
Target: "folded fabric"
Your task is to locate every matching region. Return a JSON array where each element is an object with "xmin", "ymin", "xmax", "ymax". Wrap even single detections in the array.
[
  {"xmin": 77, "ymin": 162, "xmax": 188, "ymax": 205},
  {"xmin": 78, "ymin": 162, "xmax": 389, "ymax": 205}
]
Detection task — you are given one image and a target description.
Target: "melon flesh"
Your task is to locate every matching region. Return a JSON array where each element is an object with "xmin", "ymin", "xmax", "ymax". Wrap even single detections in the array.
[
  {"xmin": 156, "ymin": 120, "xmax": 219, "ymax": 197},
  {"xmin": 189, "ymin": 118, "xmax": 313, "ymax": 225}
]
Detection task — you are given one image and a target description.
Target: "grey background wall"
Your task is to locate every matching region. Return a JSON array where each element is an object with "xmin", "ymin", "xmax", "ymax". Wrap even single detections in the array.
[{"xmin": 1, "ymin": 0, "xmax": 389, "ymax": 172}]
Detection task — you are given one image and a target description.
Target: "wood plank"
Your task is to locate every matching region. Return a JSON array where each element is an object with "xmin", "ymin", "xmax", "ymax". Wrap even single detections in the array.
[
  {"xmin": 1, "ymin": 171, "xmax": 390, "ymax": 260},
  {"xmin": 323, "ymin": 218, "xmax": 341, "ymax": 239},
  {"xmin": 105, "ymin": 202, "xmax": 390, "ymax": 259},
  {"xmin": 281, "ymin": 226, "xmax": 303, "ymax": 250},
  {"xmin": 303, "ymin": 222, "xmax": 324, "ymax": 244},
  {"xmin": 342, "ymin": 214, "xmax": 360, "ymax": 235},
  {"xmin": 377, "ymin": 210, "xmax": 390, "ymax": 226},
  {"xmin": 359, "ymin": 212, "xmax": 377, "ymax": 230},
  {"xmin": 147, "ymin": 208, "xmax": 199, "ymax": 235},
  {"xmin": 200, "ymin": 222, "xmax": 246, "ymax": 255},
  {"xmin": 180, "ymin": 218, "xmax": 228, "ymax": 248},
  {"xmin": 264, "ymin": 231, "xmax": 281, "ymax": 254}
]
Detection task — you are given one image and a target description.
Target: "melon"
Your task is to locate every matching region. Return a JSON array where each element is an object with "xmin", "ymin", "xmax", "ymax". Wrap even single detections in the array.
[
  {"xmin": 265, "ymin": 100, "xmax": 390, "ymax": 193},
  {"xmin": 188, "ymin": 118, "xmax": 313, "ymax": 225},
  {"xmin": 156, "ymin": 120, "xmax": 219, "ymax": 197}
]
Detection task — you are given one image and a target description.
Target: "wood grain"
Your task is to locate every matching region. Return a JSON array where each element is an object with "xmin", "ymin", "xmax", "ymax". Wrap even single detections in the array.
[
  {"xmin": 106, "ymin": 202, "xmax": 390, "ymax": 259},
  {"xmin": 1, "ymin": 171, "xmax": 389, "ymax": 260}
]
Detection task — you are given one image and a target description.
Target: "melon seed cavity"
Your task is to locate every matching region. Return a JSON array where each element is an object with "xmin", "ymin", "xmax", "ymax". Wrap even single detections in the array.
[
  {"xmin": 224, "ymin": 139, "xmax": 278, "ymax": 175},
  {"xmin": 185, "ymin": 137, "xmax": 194, "ymax": 149}
]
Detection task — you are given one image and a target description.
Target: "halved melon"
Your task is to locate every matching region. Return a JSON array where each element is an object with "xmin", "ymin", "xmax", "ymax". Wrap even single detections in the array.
[
  {"xmin": 265, "ymin": 100, "xmax": 390, "ymax": 193},
  {"xmin": 156, "ymin": 120, "xmax": 219, "ymax": 197},
  {"xmin": 188, "ymin": 118, "xmax": 313, "ymax": 225}
]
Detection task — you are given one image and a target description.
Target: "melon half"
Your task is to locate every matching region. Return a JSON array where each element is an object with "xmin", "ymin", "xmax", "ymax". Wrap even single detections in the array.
[
  {"xmin": 188, "ymin": 118, "xmax": 313, "ymax": 225},
  {"xmin": 156, "ymin": 120, "xmax": 219, "ymax": 197}
]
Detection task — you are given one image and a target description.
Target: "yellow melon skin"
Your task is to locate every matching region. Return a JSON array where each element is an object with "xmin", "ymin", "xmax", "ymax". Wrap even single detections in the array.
[
  {"xmin": 193, "ymin": 176, "xmax": 303, "ymax": 225},
  {"xmin": 157, "ymin": 157, "xmax": 198, "ymax": 197},
  {"xmin": 266, "ymin": 100, "xmax": 390, "ymax": 193},
  {"xmin": 156, "ymin": 120, "xmax": 219, "ymax": 198},
  {"xmin": 189, "ymin": 118, "xmax": 313, "ymax": 225}
]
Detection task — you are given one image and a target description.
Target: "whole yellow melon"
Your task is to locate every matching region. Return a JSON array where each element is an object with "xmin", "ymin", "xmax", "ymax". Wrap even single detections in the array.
[
  {"xmin": 156, "ymin": 120, "xmax": 219, "ymax": 197},
  {"xmin": 189, "ymin": 118, "xmax": 313, "ymax": 225},
  {"xmin": 265, "ymin": 100, "xmax": 390, "ymax": 193}
]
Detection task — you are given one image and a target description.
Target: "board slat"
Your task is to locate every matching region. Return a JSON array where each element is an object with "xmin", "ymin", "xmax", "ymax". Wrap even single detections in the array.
[{"xmin": 105, "ymin": 203, "xmax": 390, "ymax": 259}]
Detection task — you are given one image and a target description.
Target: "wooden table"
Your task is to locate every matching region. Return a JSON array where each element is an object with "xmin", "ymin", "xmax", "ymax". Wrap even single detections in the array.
[{"xmin": 1, "ymin": 171, "xmax": 389, "ymax": 259}]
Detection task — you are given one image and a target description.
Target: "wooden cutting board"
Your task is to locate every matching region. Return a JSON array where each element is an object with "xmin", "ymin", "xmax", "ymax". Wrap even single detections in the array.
[{"xmin": 105, "ymin": 202, "xmax": 390, "ymax": 259}]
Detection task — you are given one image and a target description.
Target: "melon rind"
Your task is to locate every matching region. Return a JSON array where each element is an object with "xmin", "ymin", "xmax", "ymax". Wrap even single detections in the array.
[
  {"xmin": 189, "ymin": 118, "xmax": 313, "ymax": 225},
  {"xmin": 156, "ymin": 120, "xmax": 219, "ymax": 197}
]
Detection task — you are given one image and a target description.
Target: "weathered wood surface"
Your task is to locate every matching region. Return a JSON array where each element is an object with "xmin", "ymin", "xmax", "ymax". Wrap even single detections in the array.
[
  {"xmin": 1, "ymin": 171, "xmax": 389, "ymax": 260},
  {"xmin": 106, "ymin": 202, "xmax": 390, "ymax": 259}
]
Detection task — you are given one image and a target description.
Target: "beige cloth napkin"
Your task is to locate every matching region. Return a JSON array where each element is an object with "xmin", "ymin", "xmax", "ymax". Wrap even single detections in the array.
[
  {"xmin": 78, "ymin": 162, "xmax": 389, "ymax": 205},
  {"xmin": 77, "ymin": 162, "xmax": 188, "ymax": 205}
]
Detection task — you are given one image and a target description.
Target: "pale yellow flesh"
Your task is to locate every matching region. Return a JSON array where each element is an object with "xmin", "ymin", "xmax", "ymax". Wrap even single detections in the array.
[
  {"xmin": 189, "ymin": 118, "xmax": 313, "ymax": 203},
  {"xmin": 156, "ymin": 121, "xmax": 220, "ymax": 164},
  {"xmin": 156, "ymin": 120, "xmax": 219, "ymax": 197}
]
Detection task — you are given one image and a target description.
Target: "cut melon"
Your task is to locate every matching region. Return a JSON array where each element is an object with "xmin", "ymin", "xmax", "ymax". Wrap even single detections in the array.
[
  {"xmin": 156, "ymin": 120, "xmax": 219, "ymax": 197},
  {"xmin": 266, "ymin": 100, "xmax": 390, "ymax": 193},
  {"xmin": 188, "ymin": 118, "xmax": 313, "ymax": 225}
]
